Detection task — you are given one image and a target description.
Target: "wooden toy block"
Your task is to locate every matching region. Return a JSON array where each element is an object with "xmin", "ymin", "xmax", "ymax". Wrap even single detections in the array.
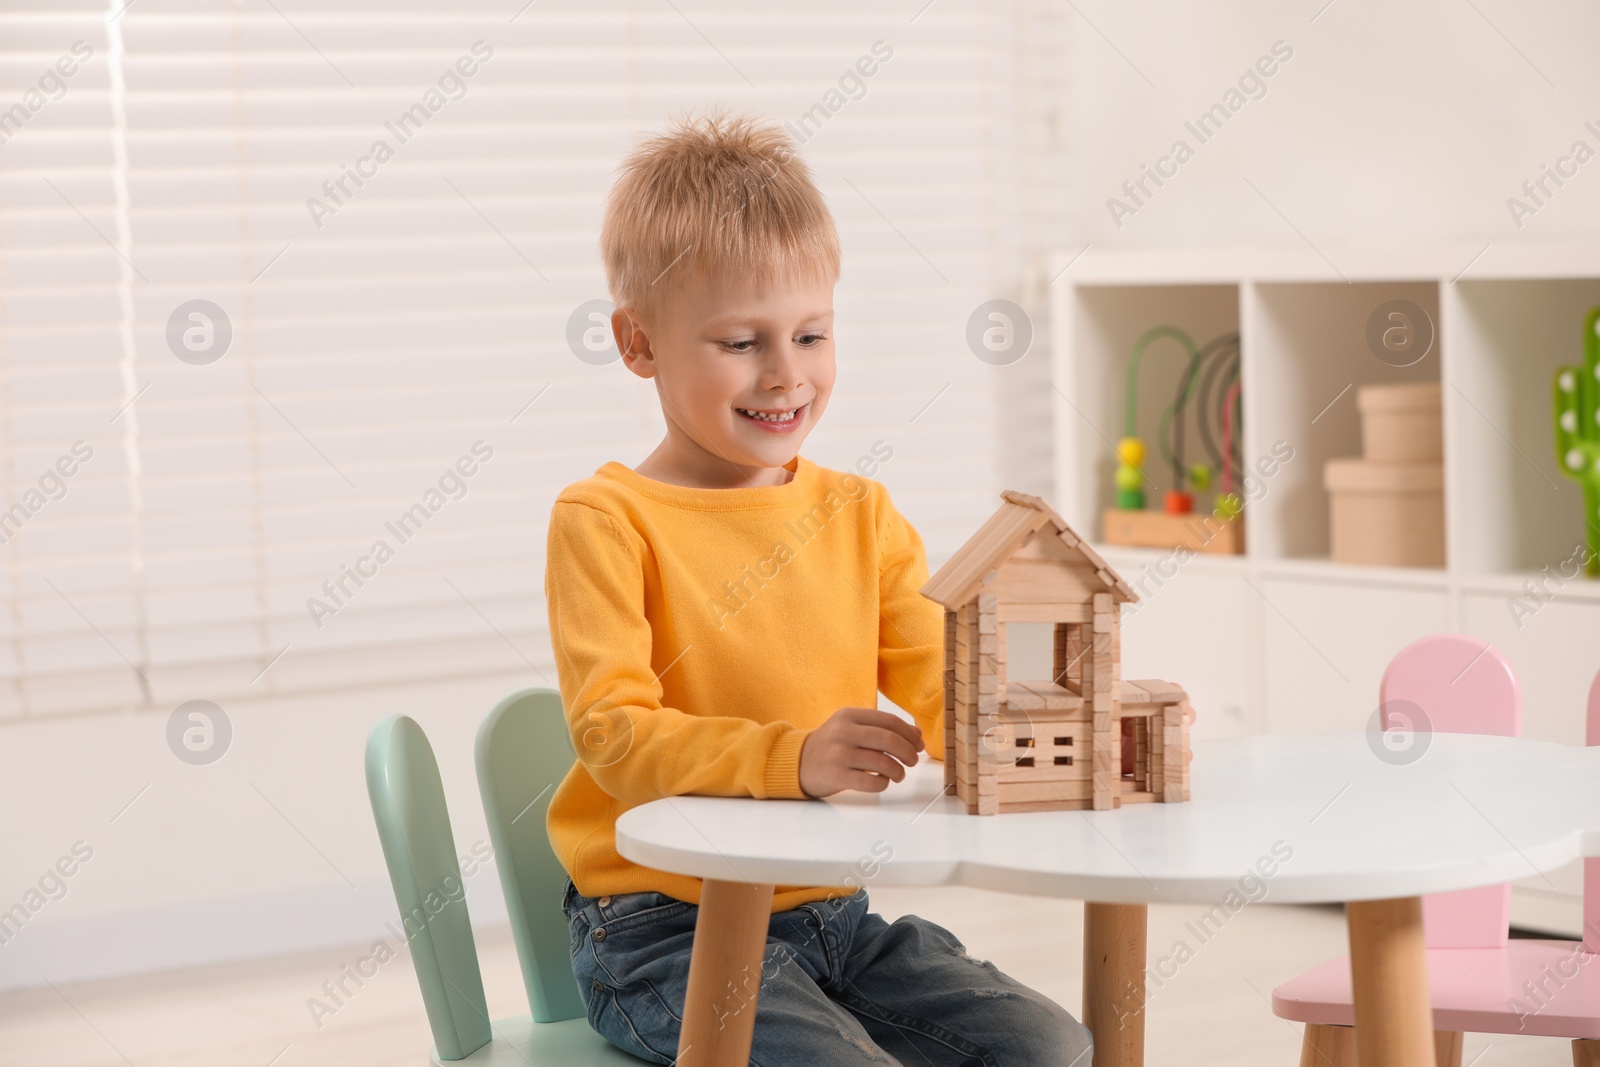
[
  {"xmin": 1006, "ymin": 680, "xmax": 1084, "ymax": 712},
  {"xmin": 1058, "ymin": 625, "xmax": 1086, "ymax": 691},
  {"xmin": 998, "ymin": 758, "xmax": 1090, "ymax": 782},
  {"xmin": 996, "ymin": 779, "xmax": 1091, "ymax": 804},
  {"xmin": 999, "ymin": 797, "xmax": 1092, "ymax": 813},
  {"xmin": 1003, "ymin": 601, "xmax": 1092, "ymax": 624},
  {"xmin": 1119, "ymin": 779, "xmax": 1156, "ymax": 804},
  {"xmin": 1177, "ymin": 698, "xmax": 1193, "ymax": 801},
  {"xmin": 1134, "ymin": 679, "xmax": 1185, "ymax": 705},
  {"xmin": 920, "ymin": 490, "xmax": 1193, "ymax": 815},
  {"xmin": 995, "ymin": 625, "xmax": 1007, "ymax": 694},
  {"xmin": 944, "ymin": 609, "xmax": 957, "ymax": 792}
]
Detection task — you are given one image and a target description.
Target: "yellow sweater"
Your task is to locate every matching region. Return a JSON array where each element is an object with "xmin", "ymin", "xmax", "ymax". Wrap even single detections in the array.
[{"xmin": 544, "ymin": 452, "xmax": 946, "ymax": 912}]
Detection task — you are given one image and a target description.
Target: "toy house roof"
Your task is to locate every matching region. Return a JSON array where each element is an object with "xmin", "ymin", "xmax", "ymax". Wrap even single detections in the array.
[{"xmin": 919, "ymin": 489, "xmax": 1139, "ymax": 609}]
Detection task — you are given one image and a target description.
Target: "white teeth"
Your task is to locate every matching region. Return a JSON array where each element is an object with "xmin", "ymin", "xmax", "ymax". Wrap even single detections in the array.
[{"xmin": 738, "ymin": 407, "xmax": 799, "ymax": 422}]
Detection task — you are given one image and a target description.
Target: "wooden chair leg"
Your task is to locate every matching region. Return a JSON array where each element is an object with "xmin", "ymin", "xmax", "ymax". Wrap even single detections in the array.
[
  {"xmin": 1574, "ymin": 1038, "xmax": 1600, "ymax": 1067},
  {"xmin": 1299, "ymin": 1023, "xmax": 1465, "ymax": 1062},
  {"xmin": 1300, "ymin": 1023, "xmax": 1356, "ymax": 1067},
  {"xmin": 1300, "ymin": 1025, "xmax": 1464, "ymax": 1067}
]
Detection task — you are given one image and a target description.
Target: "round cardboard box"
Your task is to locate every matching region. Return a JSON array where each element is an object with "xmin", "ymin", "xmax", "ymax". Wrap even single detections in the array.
[
  {"xmin": 1357, "ymin": 382, "xmax": 1441, "ymax": 462},
  {"xmin": 1323, "ymin": 458, "xmax": 1444, "ymax": 567}
]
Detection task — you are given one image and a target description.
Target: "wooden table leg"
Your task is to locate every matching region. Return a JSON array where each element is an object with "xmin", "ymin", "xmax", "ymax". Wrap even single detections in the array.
[
  {"xmin": 1346, "ymin": 896, "xmax": 1434, "ymax": 1067},
  {"xmin": 1083, "ymin": 902, "xmax": 1147, "ymax": 1067},
  {"xmin": 676, "ymin": 879, "xmax": 774, "ymax": 1067}
]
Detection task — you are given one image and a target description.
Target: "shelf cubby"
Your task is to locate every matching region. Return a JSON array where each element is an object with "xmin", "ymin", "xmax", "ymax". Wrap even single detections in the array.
[
  {"xmin": 1048, "ymin": 244, "xmax": 1600, "ymax": 937},
  {"xmin": 1060, "ymin": 283, "xmax": 1240, "ymax": 533},
  {"xmin": 1247, "ymin": 281, "xmax": 1441, "ymax": 566},
  {"xmin": 1444, "ymin": 278, "xmax": 1600, "ymax": 579}
]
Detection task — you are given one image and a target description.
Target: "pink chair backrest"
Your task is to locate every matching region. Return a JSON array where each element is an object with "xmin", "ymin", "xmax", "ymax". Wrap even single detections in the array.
[
  {"xmin": 1380, "ymin": 634, "xmax": 1521, "ymax": 950},
  {"xmin": 1586, "ymin": 669, "xmax": 1600, "ymax": 953}
]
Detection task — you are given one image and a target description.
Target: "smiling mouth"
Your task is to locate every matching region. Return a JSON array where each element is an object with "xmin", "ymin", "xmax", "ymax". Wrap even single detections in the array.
[{"xmin": 735, "ymin": 403, "xmax": 808, "ymax": 427}]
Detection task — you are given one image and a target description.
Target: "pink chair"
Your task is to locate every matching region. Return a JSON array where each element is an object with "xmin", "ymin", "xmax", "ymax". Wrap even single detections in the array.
[{"xmin": 1273, "ymin": 637, "xmax": 1600, "ymax": 1067}]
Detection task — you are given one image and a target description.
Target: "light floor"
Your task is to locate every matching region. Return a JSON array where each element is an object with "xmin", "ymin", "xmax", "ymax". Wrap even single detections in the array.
[{"xmin": 0, "ymin": 886, "xmax": 1575, "ymax": 1065}]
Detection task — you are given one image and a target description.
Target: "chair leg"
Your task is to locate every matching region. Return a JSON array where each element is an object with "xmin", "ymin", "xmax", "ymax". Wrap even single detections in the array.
[
  {"xmin": 1574, "ymin": 1038, "xmax": 1600, "ymax": 1067},
  {"xmin": 1301, "ymin": 1023, "xmax": 1356, "ymax": 1067},
  {"xmin": 1301, "ymin": 1025, "xmax": 1463, "ymax": 1066}
]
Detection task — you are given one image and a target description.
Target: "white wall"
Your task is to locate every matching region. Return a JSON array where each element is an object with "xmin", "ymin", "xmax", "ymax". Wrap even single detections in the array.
[{"xmin": 1072, "ymin": 0, "xmax": 1600, "ymax": 248}]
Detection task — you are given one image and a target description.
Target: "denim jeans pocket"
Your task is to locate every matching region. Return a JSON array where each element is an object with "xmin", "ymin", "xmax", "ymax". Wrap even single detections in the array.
[
  {"xmin": 595, "ymin": 891, "xmax": 694, "ymax": 934},
  {"xmin": 584, "ymin": 892, "xmax": 696, "ymax": 989}
]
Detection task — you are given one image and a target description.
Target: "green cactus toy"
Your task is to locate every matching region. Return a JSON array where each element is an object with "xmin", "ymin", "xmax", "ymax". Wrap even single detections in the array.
[{"xmin": 1554, "ymin": 307, "xmax": 1600, "ymax": 577}]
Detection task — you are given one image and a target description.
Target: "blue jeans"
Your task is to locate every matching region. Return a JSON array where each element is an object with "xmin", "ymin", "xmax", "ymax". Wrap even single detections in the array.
[{"xmin": 562, "ymin": 877, "xmax": 1093, "ymax": 1066}]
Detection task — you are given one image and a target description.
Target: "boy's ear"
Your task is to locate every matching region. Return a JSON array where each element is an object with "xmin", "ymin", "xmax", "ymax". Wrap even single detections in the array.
[{"xmin": 613, "ymin": 306, "xmax": 657, "ymax": 377}]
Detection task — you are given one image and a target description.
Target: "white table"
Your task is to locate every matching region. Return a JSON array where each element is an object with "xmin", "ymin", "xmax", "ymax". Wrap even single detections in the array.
[{"xmin": 616, "ymin": 732, "xmax": 1600, "ymax": 1067}]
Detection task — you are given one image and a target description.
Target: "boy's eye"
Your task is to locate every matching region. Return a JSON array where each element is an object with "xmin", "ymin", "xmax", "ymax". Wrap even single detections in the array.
[{"xmin": 719, "ymin": 333, "xmax": 827, "ymax": 352}]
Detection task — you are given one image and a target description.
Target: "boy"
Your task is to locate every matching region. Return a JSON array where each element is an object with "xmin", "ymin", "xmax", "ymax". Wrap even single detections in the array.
[{"xmin": 545, "ymin": 107, "xmax": 1093, "ymax": 1066}]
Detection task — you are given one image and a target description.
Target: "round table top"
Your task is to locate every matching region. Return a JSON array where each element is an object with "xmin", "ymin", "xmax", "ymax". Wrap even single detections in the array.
[{"xmin": 615, "ymin": 732, "xmax": 1600, "ymax": 905}]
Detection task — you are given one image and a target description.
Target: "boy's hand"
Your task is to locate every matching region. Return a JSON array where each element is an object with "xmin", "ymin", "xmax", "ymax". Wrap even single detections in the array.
[{"xmin": 798, "ymin": 707, "xmax": 924, "ymax": 798}]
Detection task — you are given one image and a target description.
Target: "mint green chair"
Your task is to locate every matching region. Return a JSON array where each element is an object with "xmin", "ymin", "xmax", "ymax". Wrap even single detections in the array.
[
  {"xmin": 366, "ymin": 711, "xmax": 641, "ymax": 1064},
  {"xmin": 475, "ymin": 687, "xmax": 645, "ymax": 1063}
]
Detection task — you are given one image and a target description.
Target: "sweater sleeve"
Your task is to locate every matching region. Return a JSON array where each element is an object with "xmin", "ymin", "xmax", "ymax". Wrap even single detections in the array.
[
  {"xmin": 545, "ymin": 499, "xmax": 813, "ymax": 804},
  {"xmin": 875, "ymin": 489, "xmax": 947, "ymax": 762}
]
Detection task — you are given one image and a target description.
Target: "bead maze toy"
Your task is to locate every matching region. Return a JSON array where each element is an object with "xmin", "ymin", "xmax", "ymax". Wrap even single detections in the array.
[
  {"xmin": 1102, "ymin": 325, "xmax": 1245, "ymax": 555},
  {"xmin": 1555, "ymin": 307, "xmax": 1600, "ymax": 577},
  {"xmin": 920, "ymin": 489, "xmax": 1194, "ymax": 815}
]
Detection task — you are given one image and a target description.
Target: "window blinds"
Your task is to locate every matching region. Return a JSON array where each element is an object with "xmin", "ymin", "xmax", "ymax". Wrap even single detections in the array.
[{"xmin": 0, "ymin": 0, "xmax": 1069, "ymax": 720}]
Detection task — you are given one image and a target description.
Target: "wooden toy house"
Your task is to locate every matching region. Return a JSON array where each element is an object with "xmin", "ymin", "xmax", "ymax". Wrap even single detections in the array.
[{"xmin": 920, "ymin": 490, "xmax": 1193, "ymax": 814}]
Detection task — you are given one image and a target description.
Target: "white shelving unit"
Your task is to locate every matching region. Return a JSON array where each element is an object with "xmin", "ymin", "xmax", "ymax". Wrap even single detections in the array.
[{"xmin": 1047, "ymin": 243, "xmax": 1600, "ymax": 936}]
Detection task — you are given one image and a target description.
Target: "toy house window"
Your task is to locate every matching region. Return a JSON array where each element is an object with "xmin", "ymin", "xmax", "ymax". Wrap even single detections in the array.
[{"xmin": 1003, "ymin": 621, "xmax": 1054, "ymax": 684}]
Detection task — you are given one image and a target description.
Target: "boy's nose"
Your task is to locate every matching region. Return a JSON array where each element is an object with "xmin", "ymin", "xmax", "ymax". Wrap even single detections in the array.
[{"xmin": 759, "ymin": 352, "xmax": 805, "ymax": 391}]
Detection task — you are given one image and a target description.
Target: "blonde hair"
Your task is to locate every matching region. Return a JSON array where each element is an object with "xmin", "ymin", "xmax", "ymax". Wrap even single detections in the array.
[{"xmin": 600, "ymin": 107, "xmax": 841, "ymax": 326}]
